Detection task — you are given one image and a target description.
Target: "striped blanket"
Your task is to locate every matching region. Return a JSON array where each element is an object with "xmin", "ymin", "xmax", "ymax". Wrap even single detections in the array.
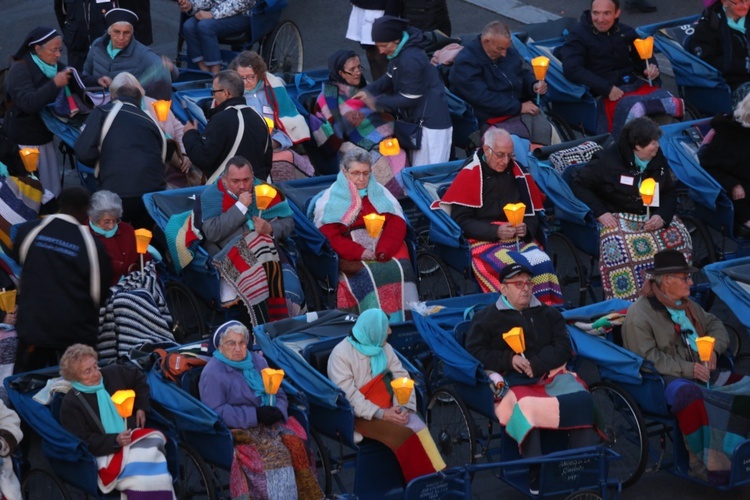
[
  {"xmin": 667, "ymin": 376, "xmax": 750, "ymax": 485},
  {"xmin": 0, "ymin": 176, "xmax": 43, "ymax": 249},
  {"xmin": 96, "ymin": 428, "xmax": 174, "ymax": 498},
  {"xmin": 229, "ymin": 416, "xmax": 323, "ymax": 500},
  {"xmin": 599, "ymin": 213, "xmax": 692, "ymax": 301},
  {"xmin": 469, "ymin": 237, "xmax": 563, "ymax": 305},
  {"xmin": 496, "ymin": 366, "xmax": 594, "ymax": 449},
  {"xmin": 97, "ymin": 262, "xmax": 176, "ymax": 362}
]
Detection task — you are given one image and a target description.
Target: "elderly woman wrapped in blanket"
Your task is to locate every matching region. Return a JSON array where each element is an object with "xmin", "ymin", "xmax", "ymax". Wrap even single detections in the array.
[
  {"xmin": 59, "ymin": 344, "xmax": 175, "ymax": 498},
  {"xmin": 310, "ymin": 149, "xmax": 418, "ymax": 323},
  {"xmin": 435, "ymin": 127, "xmax": 563, "ymax": 305},
  {"xmin": 328, "ymin": 309, "xmax": 446, "ymax": 483},
  {"xmin": 310, "ymin": 49, "xmax": 409, "ymax": 198},
  {"xmin": 200, "ymin": 321, "xmax": 323, "ymax": 500}
]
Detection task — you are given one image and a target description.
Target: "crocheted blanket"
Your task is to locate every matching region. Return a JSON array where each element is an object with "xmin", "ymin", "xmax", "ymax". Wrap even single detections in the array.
[{"xmin": 266, "ymin": 73, "xmax": 311, "ymax": 145}]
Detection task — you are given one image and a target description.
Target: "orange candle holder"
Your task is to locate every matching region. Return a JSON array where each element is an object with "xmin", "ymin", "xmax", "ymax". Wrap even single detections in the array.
[
  {"xmin": 151, "ymin": 100, "xmax": 172, "ymax": 122},
  {"xmin": 363, "ymin": 213, "xmax": 386, "ymax": 239},
  {"xmin": 634, "ymin": 37, "xmax": 655, "ymax": 85},
  {"xmin": 640, "ymin": 178, "xmax": 656, "ymax": 219},
  {"xmin": 134, "ymin": 229, "xmax": 153, "ymax": 254},
  {"xmin": 379, "ymin": 138, "xmax": 401, "ymax": 156},
  {"xmin": 390, "ymin": 377, "xmax": 414, "ymax": 407},
  {"xmin": 503, "ymin": 326, "xmax": 526, "ymax": 359},
  {"xmin": 695, "ymin": 336, "xmax": 715, "ymax": 363},
  {"xmin": 531, "ymin": 56, "xmax": 550, "ymax": 81},
  {"xmin": 111, "ymin": 389, "xmax": 136, "ymax": 419},
  {"xmin": 503, "ymin": 203, "xmax": 526, "ymax": 227},
  {"xmin": 19, "ymin": 148, "xmax": 40, "ymax": 173},
  {"xmin": 263, "ymin": 117, "xmax": 275, "ymax": 133},
  {"xmin": 0, "ymin": 289, "xmax": 16, "ymax": 314},
  {"xmin": 262, "ymin": 368, "xmax": 285, "ymax": 406},
  {"xmin": 255, "ymin": 183, "xmax": 278, "ymax": 214}
]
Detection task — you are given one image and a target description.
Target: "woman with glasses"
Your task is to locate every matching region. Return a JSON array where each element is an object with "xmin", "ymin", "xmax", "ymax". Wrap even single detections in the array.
[
  {"xmin": 570, "ymin": 116, "xmax": 691, "ymax": 301},
  {"xmin": 309, "ymin": 149, "xmax": 418, "ymax": 323},
  {"xmin": 310, "ymin": 49, "xmax": 408, "ymax": 197},
  {"xmin": 199, "ymin": 321, "xmax": 323, "ymax": 499},
  {"xmin": 437, "ymin": 127, "xmax": 563, "ymax": 304},
  {"xmin": 227, "ymin": 51, "xmax": 314, "ymax": 180},
  {"xmin": 4, "ymin": 27, "xmax": 72, "ymax": 199}
]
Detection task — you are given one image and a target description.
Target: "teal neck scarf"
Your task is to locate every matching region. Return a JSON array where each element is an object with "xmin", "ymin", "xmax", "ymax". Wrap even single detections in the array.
[
  {"xmin": 501, "ymin": 295, "xmax": 516, "ymax": 311},
  {"xmin": 213, "ymin": 350, "xmax": 271, "ymax": 406},
  {"xmin": 666, "ymin": 300, "xmax": 699, "ymax": 352},
  {"xmin": 107, "ymin": 40, "xmax": 122, "ymax": 59},
  {"xmin": 633, "ymin": 154, "xmax": 649, "ymax": 173},
  {"xmin": 70, "ymin": 379, "xmax": 126, "ymax": 434},
  {"xmin": 31, "ymin": 54, "xmax": 57, "ymax": 78},
  {"xmin": 387, "ymin": 32, "xmax": 409, "ymax": 60},
  {"xmin": 724, "ymin": 7, "xmax": 747, "ymax": 34},
  {"xmin": 358, "ymin": 188, "xmax": 367, "ymax": 197},
  {"xmin": 347, "ymin": 309, "xmax": 389, "ymax": 376}
]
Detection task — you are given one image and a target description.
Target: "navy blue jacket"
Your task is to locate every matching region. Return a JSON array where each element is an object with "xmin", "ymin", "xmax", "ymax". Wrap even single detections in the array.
[
  {"xmin": 365, "ymin": 28, "xmax": 451, "ymax": 130},
  {"xmin": 559, "ymin": 11, "xmax": 651, "ymax": 98},
  {"xmin": 449, "ymin": 35, "xmax": 536, "ymax": 124}
]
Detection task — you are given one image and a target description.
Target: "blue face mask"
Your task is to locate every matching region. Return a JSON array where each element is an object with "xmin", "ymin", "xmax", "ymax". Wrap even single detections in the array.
[{"xmin": 89, "ymin": 220, "xmax": 118, "ymax": 238}]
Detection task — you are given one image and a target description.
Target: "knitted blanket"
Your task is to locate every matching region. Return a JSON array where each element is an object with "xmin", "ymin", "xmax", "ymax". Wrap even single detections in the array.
[
  {"xmin": 265, "ymin": 73, "xmax": 311, "ymax": 145},
  {"xmin": 667, "ymin": 376, "xmax": 750, "ymax": 485},
  {"xmin": 97, "ymin": 262, "xmax": 176, "ymax": 362},
  {"xmin": 599, "ymin": 213, "xmax": 692, "ymax": 301},
  {"xmin": 612, "ymin": 88, "xmax": 684, "ymax": 137},
  {"xmin": 96, "ymin": 428, "xmax": 174, "ymax": 497},
  {"xmin": 230, "ymin": 416, "xmax": 323, "ymax": 500},
  {"xmin": 0, "ymin": 176, "xmax": 43, "ymax": 249},
  {"xmin": 496, "ymin": 366, "xmax": 594, "ymax": 449}
]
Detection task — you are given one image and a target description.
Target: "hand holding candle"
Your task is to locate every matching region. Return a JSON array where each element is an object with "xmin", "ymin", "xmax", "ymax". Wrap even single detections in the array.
[
  {"xmin": 261, "ymin": 368, "xmax": 285, "ymax": 406},
  {"xmin": 531, "ymin": 56, "xmax": 550, "ymax": 105},
  {"xmin": 634, "ymin": 37, "xmax": 655, "ymax": 86}
]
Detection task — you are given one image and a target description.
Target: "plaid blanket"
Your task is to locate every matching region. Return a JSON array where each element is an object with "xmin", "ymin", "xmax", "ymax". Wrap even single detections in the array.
[
  {"xmin": 496, "ymin": 366, "xmax": 594, "ymax": 449},
  {"xmin": 96, "ymin": 428, "xmax": 174, "ymax": 497},
  {"xmin": 229, "ymin": 416, "xmax": 323, "ymax": 500},
  {"xmin": 599, "ymin": 213, "xmax": 692, "ymax": 301},
  {"xmin": 668, "ymin": 376, "xmax": 750, "ymax": 485}
]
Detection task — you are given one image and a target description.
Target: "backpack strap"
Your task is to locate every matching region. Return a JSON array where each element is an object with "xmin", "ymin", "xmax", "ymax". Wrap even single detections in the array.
[
  {"xmin": 74, "ymin": 390, "xmax": 106, "ymax": 434},
  {"xmin": 207, "ymin": 105, "xmax": 247, "ymax": 185},
  {"xmin": 94, "ymin": 100, "xmax": 124, "ymax": 178}
]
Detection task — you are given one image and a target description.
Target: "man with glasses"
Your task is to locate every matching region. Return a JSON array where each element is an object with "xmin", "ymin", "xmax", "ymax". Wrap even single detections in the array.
[
  {"xmin": 435, "ymin": 127, "xmax": 563, "ymax": 304},
  {"xmin": 449, "ymin": 21, "xmax": 556, "ymax": 146},
  {"xmin": 183, "ymin": 70, "xmax": 272, "ymax": 182},
  {"xmin": 688, "ymin": 0, "xmax": 750, "ymax": 93},
  {"xmin": 465, "ymin": 262, "xmax": 596, "ymax": 495}
]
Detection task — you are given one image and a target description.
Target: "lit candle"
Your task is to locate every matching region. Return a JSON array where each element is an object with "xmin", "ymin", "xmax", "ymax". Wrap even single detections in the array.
[
  {"xmin": 151, "ymin": 100, "xmax": 172, "ymax": 122},
  {"xmin": 261, "ymin": 368, "xmax": 285, "ymax": 407},
  {"xmin": 531, "ymin": 56, "xmax": 550, "ymax": 105},
  {"xmin": 379, "ymin": 138, "xmax": 401, "ymax": 156},
  {"xmin": 254, "ymin": 184, "xmax": 278, "ymax": 217},
  {"xmin": 503, "ymin": 202, "xmax": 526, "ymax": 251},
  {"xmin": 503, "ymin": 326, "xmax": 526, "ymax": 359},
  {"xmin": 633, "ymin": 37, "xmax": 655, "ymax": 86}
]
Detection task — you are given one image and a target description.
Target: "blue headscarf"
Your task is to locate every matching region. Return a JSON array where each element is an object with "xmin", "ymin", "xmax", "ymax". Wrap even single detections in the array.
[
  {"xmin": 347, "ymin": 309, "xmax": 390, "ymax": 376},
  {"xmin": 70, "ymin": 379, "xmax": 126, "ymax": 434},
  {"xmin": 212, "ymin": 321, "xmax": 271, "ymax": 406}
]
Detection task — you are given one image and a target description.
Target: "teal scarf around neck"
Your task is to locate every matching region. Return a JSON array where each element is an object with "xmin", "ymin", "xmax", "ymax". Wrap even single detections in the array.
[
  {"xmin": 388, "ymin": 32, "xmax": 409, "ymax": 60},
  {"xmin": 724, "ymin": 7, "xmax": 747, "ymax": 34},
  {"xmin": 666, "ymin": 301, "xmax": 699, "ymax": 352},
  {"xmin": 107, "ymin": 40, "xmax": 122, "ymax": 59},
  {"xmin": 31, "ymin": 54, "xmax": 57, "ymax": 78},
  {"xmin": 213, "ymin": 350, "xmax": 271, "ymax": 406},
  {"xmin": 71, "ymin": 379, "xmax": 126, "ymax": 434},
  {"xmin": 633, "ymin": 154, "xmax": 649, "ymax": 173}
]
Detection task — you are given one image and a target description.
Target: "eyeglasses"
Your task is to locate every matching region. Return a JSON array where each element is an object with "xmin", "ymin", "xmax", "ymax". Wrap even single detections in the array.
[
  {"xmin": 44, "ymin": 46, "xmax": 64, "ymax": 54},
  {"xmin": 669, "ymin": 274, "xmax": 693, "ymax": 283},
  {"xmin": 223, "ymin": 340, "xmax": 249, "ymax": 349},
  {"xmin": 341, "ymin": 65, "xmax": 365, "ymax": 76},
  {"xmin": 346, "ymin": 170, "xmax": 371, "ymax": 178},
  {"xmin": 241, "ymin": 73, "xmax": 257, "ymax": 83},
  {"xmin": 210, "ymin": 88, "xmax": 227, "ymax": 95},
  {"xmin": 486, "ymin": 146, "xmax": 515, "ymax": 161},
  {"xmin": 503, "ymin": 280, "xmax": 534, "ymax": 289}
]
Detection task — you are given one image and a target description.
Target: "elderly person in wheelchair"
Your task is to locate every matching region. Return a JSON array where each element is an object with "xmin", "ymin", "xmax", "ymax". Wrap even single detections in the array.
[
  {"xmin": 199, "ymin": 320, "xmax": 323, "ymax": 499},
  {"xmin": 327, "ymin": 309, "xmax": 446, "ymax": 484},
  {"xmin": 464, "ymin": 263, "xmax": 597, "ymax": 495},
  {"xmin": 436, "ymin": 127, "xmax": 562, "ymax": 304},
  {"xmin": 621, "ymin": 250, "xmax": 749, "ymax": 484},
  {"xmin": 59, "ymin": 344, "xmax": 175, "ymax": 497},
  {"xmin": 309, "ymin": 149, "xmax": 417, "ymax": 323}
]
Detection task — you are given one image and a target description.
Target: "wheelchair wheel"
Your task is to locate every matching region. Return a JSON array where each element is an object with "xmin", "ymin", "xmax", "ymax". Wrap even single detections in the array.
[
  {"xmin": 21, "ymin": 468, "xmax": 71, "ymax": 500},
  {"xmin": 724, "ymin": 323, "xmax": 742, "ymax": 358},
  {"xmin": 589, "ymin": 381, "xmax": 647, "ymax": 489},
  {"xmin": 309, "ymin": 428, "xmax": 332, "ymax": 496},
  {"xmin": 176, "ymin": 441, "xmax": 217, "ymax": 500},
  {"xmin": 263, "ymin": 21, "xmax": 303, "ymax": 74},
  {"xmin": 416, "ymin": 251, "xmax": 456, "ymax": 301},
  {"xmin": 564, "ymin": 490, "xmax": 602, "ymax": 500},
  {"xmin": 547, "ymin": 232, "xmax": 587, "ymax": 308},
  {"xmin": 546, "ymin": 110, "xmax": 576, "ymax": 143},
  {"xmin": 297, "ymin": 261, "xmax": 322, "ymax": 313},
  {"xmin": 425, "ymin": 387, "xmax": 477, "ymax": 469},
  {"xmin": 166, "ymin": 281, "xmax": 207, "ymax": 343}
]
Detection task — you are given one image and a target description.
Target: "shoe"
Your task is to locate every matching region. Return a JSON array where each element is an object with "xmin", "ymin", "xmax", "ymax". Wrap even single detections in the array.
[
  {"xmin": 626, "ymin": 0, "xmax": 657, "ymax": 12},
  {"xmin": 529, "ymin": 464, "xmax": 540, "ymax": 496}
]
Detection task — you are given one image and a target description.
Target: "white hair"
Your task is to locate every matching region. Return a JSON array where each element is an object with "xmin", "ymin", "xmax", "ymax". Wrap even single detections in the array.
[{"xmin": 734, "ymin": 92, "xmax": 750, "ymax": 127}]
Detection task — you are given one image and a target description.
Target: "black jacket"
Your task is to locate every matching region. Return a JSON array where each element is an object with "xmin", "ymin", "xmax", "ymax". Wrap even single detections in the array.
[
  {"xmin": 12, "ymin": 214, "xmax": 112, "ymax": 349},
  {"xmin": 75, "ymin": 96, "xmax": 166, "ymax": 198},
  {"xmin": 350, "ymin": 0, "xmax": 400, "ymax": 14},
  {"xmin": 559, "ymin": 11, "xmax": 651, "ymax": 98},
  {"xmin": 60, "ymin": 363, "xmax": 151, "ymax": 456},
  {"xmin": 465, "ymin": 296, "xmax": 572, "ymax": 378},
  {"xmin": 688, "ymin": 2, "xmax": 750, "ymax": 90},
  {"xmin": 54, "ymin": 0, "xmax": 113, "ymax": 53},
  {"xmin": 3, "ymin": 53, "xmax": 64, "ymax": 146},
  {"xmin": 366, "ymin": 28, "xmax": 451, "ymax": 130},
  {"xmin": 401, "ymin": 0, "xmax": 451, "ymax": 35},
  {"xmin": 569, "ymin": 133, "xmax": 679, "ymax": 224},
  {"xmin": 700, "ymin": 113, "xmax": 750, "ymax": 191},
  {"xmin": 183, "ymin": 96, "xmax": 273, "ymax": 180}
]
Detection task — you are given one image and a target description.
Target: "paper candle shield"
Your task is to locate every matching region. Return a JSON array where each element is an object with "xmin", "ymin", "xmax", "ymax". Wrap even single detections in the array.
[
  {"xmin": 255, "ymin": 183, "xmax": 278, "ymax": 211},
  {"xmin": 19, "ymin": 148, "xmax": 40, "ymax": 173},
  {"xmin": 634, "ymin": 37, "xmax": 654, "ymax": 60},
  {"xmin": 695, "ymin": 336, "xmax": 716, "ymax": 363},
  {"xmin": 531, "ymin": 56, "xmax": 550, "ymax": 81},
  {"xmin": 503, "ymin": 327, "xmax": 526, "ymax": 354},
  {"xmin": 263, "ymin": 116, "xmax": 275, "ymax": 133},
  {"xmin": 261, "ymin": 368, "xmax": 285, "ymax": 395},
  {"xmin": 503, "ymin": 203, "xmax": 526, "ymax": 226},
  {"xmin": 639, "ymin": 178, "xmax": 656, "ymax": 206},
  {"xmin": 363, "ymin": 213, "xmax": 386, "ymax": 238},
  {"xmin": 151, "ymin": 100, "xmax": 172, "ymax": 122},
  {"xmin": 379, "ymin": 138, "xmax": 401, "ymax": 156},
  {"xmin": 0, "ymin": 290, "xmax": 16, "ymax": 313},
  {"xmin": 111, "ymin": 389, "xmax": 136, "ymax": 418},
  {"xmin": 390, "ymin": 377, "xmax": 415, "ymax": 406},
  {"xmin": 134, "ymin": 228, "xmax": 152, "ymax": 254}
]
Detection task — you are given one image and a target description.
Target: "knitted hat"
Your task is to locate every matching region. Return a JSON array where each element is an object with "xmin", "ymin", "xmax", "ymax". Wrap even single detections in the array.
[
  {"xmin": 371, "ymin": 16, "xmax": 408, "ymax": 43},
  {"xmin": 105, "ymin": 8, "xmax": 139, "ymax": 27}
]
